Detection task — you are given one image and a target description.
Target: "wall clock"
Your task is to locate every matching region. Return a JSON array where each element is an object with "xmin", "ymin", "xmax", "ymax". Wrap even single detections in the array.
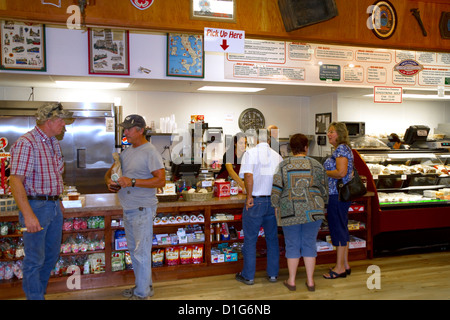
[{"xmin": 238, "ymin": 108, "xmax": 265, "ymax": 132}]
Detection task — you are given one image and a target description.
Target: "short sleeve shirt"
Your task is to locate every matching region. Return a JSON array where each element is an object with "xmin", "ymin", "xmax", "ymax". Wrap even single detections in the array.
[
  {"xmin": 323, "ymin": 144, "xmax": 353, "ymax": 195},
  {"xmin": 10, "ymin": 126, "xmax": 64, "ymax": 196},
  {"xmin": 117, "ymin": 142, "xmax": 164, "ymax": 210},
  {"xmin": 239, "ymin": 142, "xmax": 282, "ymax": 196}
]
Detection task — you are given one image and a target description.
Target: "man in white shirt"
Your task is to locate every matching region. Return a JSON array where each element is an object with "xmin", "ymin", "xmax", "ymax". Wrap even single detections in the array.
[{"xmin": 236, "ymin": 129, "xmax": 283, "ymax": 285}]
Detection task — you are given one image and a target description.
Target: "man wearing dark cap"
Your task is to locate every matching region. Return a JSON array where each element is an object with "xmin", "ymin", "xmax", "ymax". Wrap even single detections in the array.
[
  {"xmin": 105, "ymin": 114, "xmax": 165, "ymax": 300},
  {"xmin": 9, "ymin": 102, "xmax": 73, "ymax": 300}
]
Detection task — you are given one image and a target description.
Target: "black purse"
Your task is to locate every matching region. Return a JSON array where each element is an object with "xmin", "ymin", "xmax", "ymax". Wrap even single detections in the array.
[{"xmin": 337, "ymin": 165, "xmax": 367, "ymax": 202}]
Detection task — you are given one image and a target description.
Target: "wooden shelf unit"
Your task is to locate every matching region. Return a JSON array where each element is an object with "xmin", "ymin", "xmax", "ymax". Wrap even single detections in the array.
[{"xmin": 0, "ymin": 194, "xmax": 372, "ymax": 299}]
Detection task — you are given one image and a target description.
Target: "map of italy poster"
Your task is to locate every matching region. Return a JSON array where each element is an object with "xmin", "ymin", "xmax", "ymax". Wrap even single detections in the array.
[{"xmin": 167, "ymin": 33, "xmax": 204, "ymax": 78}]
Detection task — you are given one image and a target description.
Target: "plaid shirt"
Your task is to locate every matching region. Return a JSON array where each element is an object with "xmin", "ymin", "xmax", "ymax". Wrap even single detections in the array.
[{"xmin": 10, "ymin": 126, "xmax": 65, "ymax": 196}]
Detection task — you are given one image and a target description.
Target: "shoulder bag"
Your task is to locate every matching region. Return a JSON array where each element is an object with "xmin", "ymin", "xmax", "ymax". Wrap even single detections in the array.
[
  {"xmin": 336, "ymin": 145, "xmax": 367, "ymax": 202},
  {"xmin": 337, "ymin": 165, "xmax": 367, "ymax": 202}
]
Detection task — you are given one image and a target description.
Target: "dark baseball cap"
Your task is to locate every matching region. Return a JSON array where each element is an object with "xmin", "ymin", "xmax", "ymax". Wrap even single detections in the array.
[{"xmin": 119, "ymin": 114, "xmax": 146, "ymax": 129}]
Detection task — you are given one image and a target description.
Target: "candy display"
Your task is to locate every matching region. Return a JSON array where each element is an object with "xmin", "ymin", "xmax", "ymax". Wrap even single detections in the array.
[
  {"xmin": 87, "ymin": 216, "xmax": 105, "ymax": 229},
  {"xmin": 0, "ymin": 262, "xmax": 15, "ymax": 280},
  {"xmin": 52, "ymin": 255, "xmax": 92, "ymax": 276},
  {"xmin": 0, "ymin": 238, "xmax": 23, "ymax": 260},
  {"xmin": 0, "ymin": 222, "xmax": 20, "ymax": 236},
  {"xmin": 61, "ymin": 234, "xmax": 105, "ymax": 254}
]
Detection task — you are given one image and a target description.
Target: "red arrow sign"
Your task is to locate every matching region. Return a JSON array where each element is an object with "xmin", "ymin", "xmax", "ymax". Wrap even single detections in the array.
[{"xmin": 220, "ymin": 39, "xmax": 230, "ymax": 51}]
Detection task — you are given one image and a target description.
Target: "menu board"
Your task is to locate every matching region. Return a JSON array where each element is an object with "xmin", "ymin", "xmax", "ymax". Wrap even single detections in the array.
[{"xmin": 224, "ymin": 39, "xmax": 450, "ymax": 89}]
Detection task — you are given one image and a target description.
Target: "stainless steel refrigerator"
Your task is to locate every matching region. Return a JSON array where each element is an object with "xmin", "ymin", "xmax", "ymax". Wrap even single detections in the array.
[{"xmin": 0, "ymin": 101, "xmax": 120, "ymax": 194}]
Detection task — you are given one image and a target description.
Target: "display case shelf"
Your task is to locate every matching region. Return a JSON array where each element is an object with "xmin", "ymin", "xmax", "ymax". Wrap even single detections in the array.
[{"xmin": 358, "ymin": 148, "xmax": 450, "ymax": 235}]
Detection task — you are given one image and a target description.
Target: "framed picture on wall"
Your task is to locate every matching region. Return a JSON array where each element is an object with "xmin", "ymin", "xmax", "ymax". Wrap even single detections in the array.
[
  {"xmin": 0, "ymin": 21, "xmax": 46, "ymax": 71},
  {"xmin": 88, "ymin": 28, "xmax": 130, "ymax": 75},
  {"xmin": 315, "ymin": 112, "xmax": 332, "ymax": 134},
  {"xmin": 167, "ymin": 33, "xmax": 204, "ymax": 78},
  {"xmin": 190, "ymin": 0, "xmax": 236, "ymax": 22}
]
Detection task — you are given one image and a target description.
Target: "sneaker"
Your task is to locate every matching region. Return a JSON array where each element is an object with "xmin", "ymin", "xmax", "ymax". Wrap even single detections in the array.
[
  {"xmin": 267, "ymin": 275, "xmax": 278, "ymax": 283},
  {"xmin": 122, "ymin": 286, "xmax": 154, "ymax": 299},
  {"xmin": 235, "ymin": 272, "xmax": 254, "ymax": 285}
]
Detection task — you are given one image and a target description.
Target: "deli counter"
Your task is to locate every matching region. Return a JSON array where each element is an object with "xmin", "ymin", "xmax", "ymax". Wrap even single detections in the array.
[{"xmin": 357, "ymin": 148, "xmax": 450, "ymax": 236}]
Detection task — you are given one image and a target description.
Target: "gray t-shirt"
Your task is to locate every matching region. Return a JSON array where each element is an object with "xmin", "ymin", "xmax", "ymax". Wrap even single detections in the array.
[{"xmin": 117, "ymin": 142, "xmax": 164, "ymax": 210}]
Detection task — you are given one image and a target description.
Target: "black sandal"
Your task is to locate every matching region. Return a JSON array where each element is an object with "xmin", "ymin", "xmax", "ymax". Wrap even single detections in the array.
[{"xmin": 323, "ymin": 270, "xmax": 347, "ymax": 279}]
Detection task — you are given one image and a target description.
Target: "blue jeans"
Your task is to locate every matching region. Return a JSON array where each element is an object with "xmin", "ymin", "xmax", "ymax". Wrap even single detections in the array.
[
  {"xmin": 123, "ymin": 206, "xmax": 155, "ymax": 298},
  {"xmin": 241, "ymin": 197, "xmax": 280, "ymax": 280},
  {"xmin": 19, "ymin": 200, "xmax": 63, "ymax": 300}
]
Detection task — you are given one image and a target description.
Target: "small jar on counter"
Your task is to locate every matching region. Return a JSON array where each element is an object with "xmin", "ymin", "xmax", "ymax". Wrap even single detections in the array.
[{"xmin": 230, "ymin": 180, "xmax": 238, "ymax": 196}]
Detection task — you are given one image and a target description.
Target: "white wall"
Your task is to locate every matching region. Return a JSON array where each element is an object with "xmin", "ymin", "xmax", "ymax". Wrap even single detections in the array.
[
  {"xmin": 338, "ymin": 97, "xmax": 450, "ymax": 136},
  {"xmin": 1, "ymin": 25, "xmax": 449, "ymax": 160}
]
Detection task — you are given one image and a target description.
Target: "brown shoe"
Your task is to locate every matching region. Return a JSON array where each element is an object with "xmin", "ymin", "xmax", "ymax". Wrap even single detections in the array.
[
  {"xmin": 283, "ymin": 280, "xmax": 296, "ymax": 291},
  {"xmin": 305, "ymin": 282, "xmax": 315, "ymax": 292}
]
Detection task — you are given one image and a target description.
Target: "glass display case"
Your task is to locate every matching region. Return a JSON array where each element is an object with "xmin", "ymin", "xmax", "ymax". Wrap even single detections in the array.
[{"xmin": 358, "ymin": 149, "xmax": 450, "ymax": 208}]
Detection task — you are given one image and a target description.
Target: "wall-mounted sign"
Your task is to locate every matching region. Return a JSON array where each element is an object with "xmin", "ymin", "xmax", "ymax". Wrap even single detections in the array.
[
  {"xmin": 394, "ymin": 59, "xmax": 423, "ymax": 77},
  {"xmin": 204, "ymin": 28, "xmax": 244, "ymax": 53},
  {"xmin": 374, "ymin": 86, "xmax": 402, "ymax": 103},
  {"xmin": 369, "ymin": 1, "xmax": 397, "ymax": 40},
  {"xmin": 130, "ymin": 0, "xmax": 154, "ymax": 10}
]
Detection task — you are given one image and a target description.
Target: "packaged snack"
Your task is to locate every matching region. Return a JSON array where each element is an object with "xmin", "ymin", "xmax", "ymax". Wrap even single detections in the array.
[
  {"xmin": 1, "ymin": 223, "xmax": 9, "ymax": 236},
  {"xmin": 152, "ymin": 249, "xmax": 164, "ymax": 267},
  {"xmin": 15, "ymin": 238, "xmax": 24, "ymax": 259},
  {"xmin": 13, "ymin": 260, "xmax": 23, "ymax": 279},
  {"xmin": 192, "ymin": 245, "xmax": 203, "ymax": 264},
  {"xmin": 89, "ymin": 253, "xmax": 105, "ymax": 274},
  {"xmin": 165, "ymin": 247, "xmax": 179, "ymax": 266},
  {"xmin": 0, "ymin": 263, "xmax": 5, "ymax": 280},
  {"xmin": 124, "ymin": 251, "xmax": 133, "ymax": 270},
  {"xmin": 111, "ymin": 252, "xmax": 125, "ymax": 272},
  {"xmin": 63, "ymin": 218, "xmax": 73, "ymax": 231},
  {"xmin": 83, "ymin": 259, "xmax": 90, "ymax": 275},
  {"xmin": 179, "ymin": 246, "xmax": 192, "ymax": 265}
]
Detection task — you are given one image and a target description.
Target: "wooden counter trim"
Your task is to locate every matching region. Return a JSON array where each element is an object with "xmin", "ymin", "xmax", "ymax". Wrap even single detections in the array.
[{"xmin": 0, "ymin": 0, "xmax": 448, "ymax": 53}]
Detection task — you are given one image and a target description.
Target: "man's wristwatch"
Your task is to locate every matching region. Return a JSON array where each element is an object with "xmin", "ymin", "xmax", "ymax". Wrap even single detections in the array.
[{"xmin": 131, "ymin": 178, "xmax": 136, "ymax": 187}]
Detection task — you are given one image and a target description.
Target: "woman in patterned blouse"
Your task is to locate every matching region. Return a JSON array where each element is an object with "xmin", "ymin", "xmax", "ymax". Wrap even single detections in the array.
[
  {"xmin": 322, "ymin": 122, "xmax": 354, "ymax": 280},
  {"xmin": 271, "ymin": 134, "xmax": 328, "ymax": 292}
]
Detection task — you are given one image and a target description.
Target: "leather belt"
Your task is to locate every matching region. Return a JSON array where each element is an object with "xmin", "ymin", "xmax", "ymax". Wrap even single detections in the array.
[
  {"xmin": 27, "ymin": 195, "xmax": 60, "ymax": 201},
  {"xmin": 253, "ymin": 195, "xmax": 270, "ymax": 198}
]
